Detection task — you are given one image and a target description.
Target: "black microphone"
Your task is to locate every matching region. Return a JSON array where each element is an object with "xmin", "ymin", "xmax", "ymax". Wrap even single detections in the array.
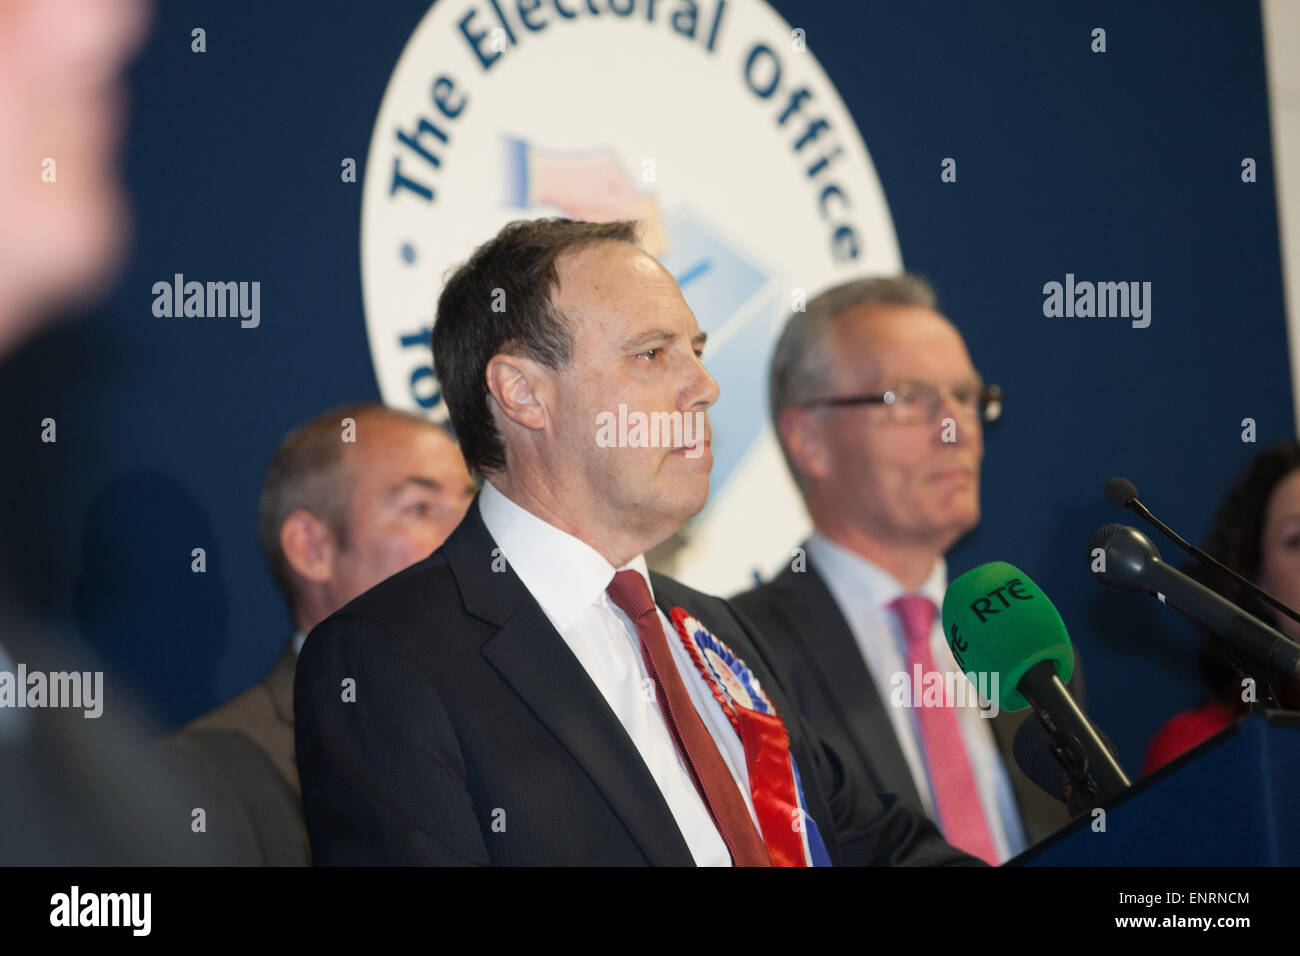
[
  {"xmin": 1012, "ymin": 716, "xmax": 1085, "ymax": 815},
  {"xmin": 1104, "ymin": 476, "xmax": 1300, "ymax": 629},
  {"xmin": 1013, "ymin": 716, "xmax": 1121, "ymax": 816},
  {"xmin": 1089, "ymin": 523, "xmax": 1300, "ymax": 680}
]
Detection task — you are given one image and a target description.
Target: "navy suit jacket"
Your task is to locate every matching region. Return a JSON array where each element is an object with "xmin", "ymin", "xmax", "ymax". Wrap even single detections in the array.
[
  {"xmin": 294, "ymin": 499, "xmax": 976, "ymax": 866},
  {"xmin": 732, "ymin": 558, "xmax": 1079, "ymax": 849}
]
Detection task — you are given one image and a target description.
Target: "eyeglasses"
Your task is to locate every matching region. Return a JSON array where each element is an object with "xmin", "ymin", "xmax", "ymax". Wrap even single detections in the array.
[{"xmin": 800, "ymin": 380, "xmax": 1004, "ymax": 425}]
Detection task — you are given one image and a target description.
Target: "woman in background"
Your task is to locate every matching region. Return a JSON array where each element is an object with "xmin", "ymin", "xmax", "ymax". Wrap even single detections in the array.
[{"xmin": 1144, "ymin": 440, "xmax": 1300, "ymax": 773}]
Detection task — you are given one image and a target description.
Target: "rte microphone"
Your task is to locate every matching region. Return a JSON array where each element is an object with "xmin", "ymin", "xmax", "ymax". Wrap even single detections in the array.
[
  {"xmin": 1104, "ymin": 476, "xmax": 1300, "ymax": 629},
  {"xmin": 942, "ymin": 562, "xmax": 1131, "ymax": 804},
  {"xmin": 1089, "ymin": 523, "xmax": 1300, "ymax": 680}
]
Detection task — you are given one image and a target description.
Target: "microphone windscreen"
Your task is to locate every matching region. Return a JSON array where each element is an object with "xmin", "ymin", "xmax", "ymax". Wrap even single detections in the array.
[
  {"xmin": 1087, "ymin": 523, "xmax": 1160, "ymax": 592},
  {"xmin": 1104, "ymin": 476, "xmax": 1139, "ymax": 509},
  {"xmin": 1012, "ymin": 717, "xmax": 1071, "ymax": 803},
  {"xmin": 941, "ymin": 561, "xmax": 1076, "ymax": 712},
  {"xmin": 1012, "ymin": 712, "xmax": 1122, "ymax": 806},
  {"xmin": 1087, "ymin": 522, "xmax": 1129, "ymax": 559}
]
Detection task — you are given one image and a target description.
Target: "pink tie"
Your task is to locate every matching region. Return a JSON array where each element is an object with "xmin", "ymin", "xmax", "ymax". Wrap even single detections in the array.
[{"xmin": 890, "ymin": 594, "xmax": 1000, "ymax": 865}]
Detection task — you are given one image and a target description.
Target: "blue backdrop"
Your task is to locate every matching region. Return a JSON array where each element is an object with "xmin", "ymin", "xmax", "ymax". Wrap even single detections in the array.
[{"xmin": 0, "ymin": 0, "xmax": 1289, "ymax": 779}]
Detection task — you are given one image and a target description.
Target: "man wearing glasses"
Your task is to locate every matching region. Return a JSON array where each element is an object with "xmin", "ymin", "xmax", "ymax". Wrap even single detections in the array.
[{"xmin": 733, "ymin": 275, "xmax": 1069, "ymax": 864}]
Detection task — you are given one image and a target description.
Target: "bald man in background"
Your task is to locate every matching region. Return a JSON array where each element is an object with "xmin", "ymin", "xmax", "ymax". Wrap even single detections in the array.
[{"xmin": 160, "ymin": 402, "xmax": 476, "ymax": 864}]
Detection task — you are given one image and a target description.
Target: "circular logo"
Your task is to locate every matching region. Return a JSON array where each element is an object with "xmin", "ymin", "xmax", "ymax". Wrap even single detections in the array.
[{"xmin": 361, "ymin": 0, "xmax": 900, "ymax": 594}]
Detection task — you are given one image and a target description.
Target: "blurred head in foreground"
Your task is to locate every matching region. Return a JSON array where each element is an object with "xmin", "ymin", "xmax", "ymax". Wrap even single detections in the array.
[{"xmin": 0, "ymin": 0, "xmax": 150, "ymax": 353}]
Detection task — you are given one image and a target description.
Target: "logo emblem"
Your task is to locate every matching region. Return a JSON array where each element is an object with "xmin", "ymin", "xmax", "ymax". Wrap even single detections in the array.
[{"xmin": 361, "ymin": 0, "xmax": 901, "ymax": 593}]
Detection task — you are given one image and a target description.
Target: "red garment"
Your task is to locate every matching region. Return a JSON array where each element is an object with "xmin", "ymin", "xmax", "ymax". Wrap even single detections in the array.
[
  {"xmin": 606, "ymin": 570, "xmax": 771, "ymax": 867},
  {"xmin": 1143, "ymin": 701, "xmax": 1238, "ymax": 775}
]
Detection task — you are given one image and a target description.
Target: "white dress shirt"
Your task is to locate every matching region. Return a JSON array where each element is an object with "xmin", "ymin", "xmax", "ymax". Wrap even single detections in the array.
[
  {"xmin": 479, "ymin": 480, "xmax": 760, "ymax": 867},
  {"xmin": 806, "ymin": 532, "xmax": 1026, "ymax": 861}
]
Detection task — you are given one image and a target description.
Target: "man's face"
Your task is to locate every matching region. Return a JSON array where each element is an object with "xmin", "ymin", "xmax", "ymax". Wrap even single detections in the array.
[
  {"xmin": 810, "ymin": 305, "xmax": 984, "ymax": 551},
  {"xmin": 0, "ymin": 0, "xmax": 150, "ymax": 350},
  {"xmin": 328, "ymin": 419, "xmax": 476, "ymax": 607},
  {"xmin": 547, "ymin": 241, "xmax": 719, "ymax": 548}
]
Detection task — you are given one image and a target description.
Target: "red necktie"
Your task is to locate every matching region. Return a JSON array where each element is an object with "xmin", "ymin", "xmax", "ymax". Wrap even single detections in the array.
[
  {"xmin": 606, "ymin": 570, "xmax": 771, "ymax": 867},
  {"xmin": 890, "ymin": 594, "xmax": 1000, "ymax": 865}
]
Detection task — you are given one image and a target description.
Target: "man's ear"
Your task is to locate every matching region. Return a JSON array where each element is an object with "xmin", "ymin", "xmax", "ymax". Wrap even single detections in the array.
[
  {"xmin": 778, "ymin": 406, "xmax": 831, "ymax": 481},
  {"xmin": 486, "ymin": 353, "xmax": 551, "ymax": 432},
  {"xmin": 280, "ymin": 509, "xmax": 337, "ymax": 585}
]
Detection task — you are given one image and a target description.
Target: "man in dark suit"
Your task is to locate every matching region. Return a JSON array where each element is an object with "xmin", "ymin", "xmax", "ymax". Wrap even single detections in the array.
[
  {"xmin": 734, "ymin": 275, "xmax": 1074, "ymax": 863},
  {"xmin": 294, "ymin": 219, "xmax": 976, "ymax": 866},
  {"xmin": 159, "ymin": 402, "xmax": 476, "ymax": 864}
]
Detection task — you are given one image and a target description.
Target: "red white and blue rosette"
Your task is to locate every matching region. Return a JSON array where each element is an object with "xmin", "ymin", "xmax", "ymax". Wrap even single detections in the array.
[{"xmin": 670, "ymin": 607, "xmax": 831, "ymax": 867}]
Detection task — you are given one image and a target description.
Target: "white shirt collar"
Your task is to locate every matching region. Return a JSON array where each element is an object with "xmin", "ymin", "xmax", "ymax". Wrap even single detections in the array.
[
  {"xmin": 478, "ymin": 480, "xmax": 656, "ymax": 632},
  {"xmin": 804, "ymin": 532, "xmax": 1023, "ymax": 860},
  {"xmin": 806, "ymin": 531, "xmax": 948, "ymax": 612}
]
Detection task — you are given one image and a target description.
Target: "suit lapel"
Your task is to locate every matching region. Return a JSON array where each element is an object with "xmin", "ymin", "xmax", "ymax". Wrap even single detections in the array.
[
  {"xmin": 652, "ymin": 577, "xmax": 807, "ymax": 752},
  {"xmin": 653, "ymin": 574, "xmax": 848, "ymax": 865},
  {"xmin": 447, "ymin": 499, "xmax": 694, "ymax": 866},
  {"xmin": 777, "ymin": 561, "xmax": 926, "ymax": 807}
]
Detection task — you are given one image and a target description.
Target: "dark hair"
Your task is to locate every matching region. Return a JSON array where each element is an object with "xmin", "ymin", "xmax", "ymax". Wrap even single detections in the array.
[
  {"xmin": 1191, "ymin": 440, "xmax": 1300, "ymax": 706},
  {"xmin": 257, "ymin": 401, "xmax": 444, "ymax": 616},
  {"xmin": 432, "ymin": 218, "xmax": 640, "ymax": 476}
]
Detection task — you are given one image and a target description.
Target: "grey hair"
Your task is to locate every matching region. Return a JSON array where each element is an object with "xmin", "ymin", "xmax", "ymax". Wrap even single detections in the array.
[{"xmin": 768, "ymin": 274, "xmax": 938, "ymax": 484}]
